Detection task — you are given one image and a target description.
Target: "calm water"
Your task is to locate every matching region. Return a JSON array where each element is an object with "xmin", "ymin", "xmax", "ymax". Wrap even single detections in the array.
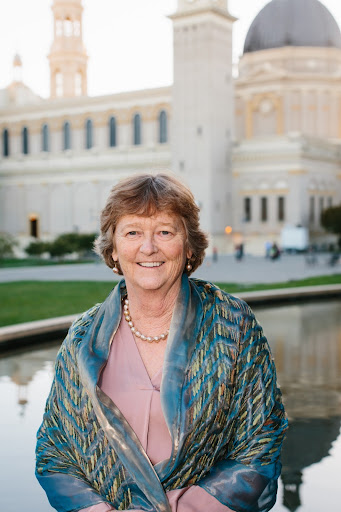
[{"xmin": 0, "ymin": 300, "xmax": 340, "ymax": 512}]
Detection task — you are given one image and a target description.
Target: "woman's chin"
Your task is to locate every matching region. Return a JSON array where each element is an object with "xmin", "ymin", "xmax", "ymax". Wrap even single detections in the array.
[
  {"xmin": 134, "ymin": 279, "xmax": 167, "ymax": 292},
  {"xmin": 128, "ymin": 275, "xmax": 181, "ymax": 295}
]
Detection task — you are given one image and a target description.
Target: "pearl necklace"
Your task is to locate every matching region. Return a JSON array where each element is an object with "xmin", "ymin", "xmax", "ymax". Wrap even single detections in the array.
[{"xmin": 123, "ymin": 298, "xmax": 169, "ymax": 343}]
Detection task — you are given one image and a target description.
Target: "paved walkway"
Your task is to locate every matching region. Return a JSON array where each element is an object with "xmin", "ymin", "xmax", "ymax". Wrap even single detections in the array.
[
  {"xmin": 1, "ymin": 254, "xmax": 340, "ymax": 345},
  {"xmin": 0, "ymin": 253, "xmax": 340, "ymax": 284}
]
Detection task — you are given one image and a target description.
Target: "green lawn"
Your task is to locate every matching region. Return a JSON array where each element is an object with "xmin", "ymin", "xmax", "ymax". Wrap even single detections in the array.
[
  {"xmin": 0, "ymin": 281, "xmax": 115, "ymax": 327},
  {"xmin": 0, "ymin": 258, "xmax": 93, "ymax": 268},
  {"xmin": 0, "ymin": 274, "xmax": 340, "ymax": 327},
  {"xmin": 217, "ymin": 273, "xmax": 341, "ymax": 293}
]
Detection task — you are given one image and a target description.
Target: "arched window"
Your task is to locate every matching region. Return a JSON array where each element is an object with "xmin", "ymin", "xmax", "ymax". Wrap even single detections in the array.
[
  {"xmin": 244, "ymin": 197, "xmax": 251, "ymax": 222},
  {"xmin": 309, "ymin": 196, "xmax": 315, "ymax": 223},
  {"xmin": 63, "ymin": 121, "xmax": 71, "ymax": 150},
  {"xmin": 74, "ymin": 20, "xmax": 80, "ymax": 37},
  {"xmin": 133, "ymin": 113, "xmax": 141, "ymax": 145},
  {"xmin": 56, "ymin": 19, "xmax": 63, "ymax": 36},
  {"xmin": 64, "ymin": 18, "xmax": 73, "ymax": 37},
  {"xmin": 29, "ymin": 214, "xmax": 39, "ymax": 238},
  {"xmin": 278, "ymin": 196, "xmax": 285, "ymax": 222},
  {"xmin": 22, "ymin": 126, "xmax": 29, "ymax": 155},
  {"xmin": 42, "ymin": 124, "xmax": 49, "ymax": 152},
  {"xmin": 85, "ymin": 119, "xmax": 93, "ymax": 149},
  {"xmin": 319, "ymin": 197, "xmax": 324, "ymax": 220},
  {"xmin": 2, "ymin": 128, "xmax": 9, "ymax": 157},
  {"xmin": 109, "ymin": 116, "xmax": 116, "ymax": 147},
  {"xmin": 158, "ymin": 110, "xmax": 168, "ymax": 143},
  {"xmin": 260, "ymin": 197, "xmax": 268, "ymax": 222}
]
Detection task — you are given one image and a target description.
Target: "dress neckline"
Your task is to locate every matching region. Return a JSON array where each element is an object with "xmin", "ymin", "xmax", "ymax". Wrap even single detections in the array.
[{"xmin": 120, "ymin": 314, "xmax": 163, "ymax": 387}]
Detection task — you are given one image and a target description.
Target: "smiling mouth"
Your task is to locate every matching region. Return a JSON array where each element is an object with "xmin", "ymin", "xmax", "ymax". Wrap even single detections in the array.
[{"xmin": 138, "ymin": 262, "xmax": 164, "ymax": 268}]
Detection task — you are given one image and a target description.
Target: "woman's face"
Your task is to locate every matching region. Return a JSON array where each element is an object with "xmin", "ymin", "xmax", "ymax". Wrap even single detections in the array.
[{"xmin": 112, "ymin": 211, "xmax": 192, "ymax": 295}]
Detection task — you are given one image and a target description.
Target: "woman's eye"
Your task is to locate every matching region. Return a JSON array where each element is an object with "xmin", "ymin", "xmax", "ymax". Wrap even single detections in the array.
[
  {"xmin": 127, "ymin": 231, "xmax": 137, "ymax": 236},
  {"xmin": 160, "ymin": 231, "xmax": 171, "ymax": 236}
]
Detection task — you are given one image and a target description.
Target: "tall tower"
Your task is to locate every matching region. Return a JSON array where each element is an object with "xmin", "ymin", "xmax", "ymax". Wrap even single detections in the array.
[
  {"xmin": 48, "ymin": 0, "xmax": 88, "ymax": 98},
  {"xmin": 171, "ymin": 0, "xmax": 236, "ymax": 243}
]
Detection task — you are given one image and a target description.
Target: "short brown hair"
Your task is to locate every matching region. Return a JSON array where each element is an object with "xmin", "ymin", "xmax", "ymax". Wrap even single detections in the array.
[{"xmin": 94, "ymin": 173, "xmax": 208, "ymax": 275}]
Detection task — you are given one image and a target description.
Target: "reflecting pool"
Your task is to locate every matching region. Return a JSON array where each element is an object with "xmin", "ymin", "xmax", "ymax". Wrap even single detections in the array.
[{"xmin": 0, "ymin": 300, "xmax": 340, "ymax": 512}]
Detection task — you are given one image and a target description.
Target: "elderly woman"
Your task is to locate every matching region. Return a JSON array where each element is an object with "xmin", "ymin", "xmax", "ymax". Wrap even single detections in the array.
[{"xmin": 36, "ymin": 174, "xmax": 287, "ymax": 512}]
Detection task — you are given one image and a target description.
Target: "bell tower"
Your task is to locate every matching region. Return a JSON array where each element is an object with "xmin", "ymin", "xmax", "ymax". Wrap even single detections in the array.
[
  {"xmin": 171, "ymin": 0, "xmax": 236, "ymax": 242},
  {"xmin": 48, "ymin": 0, "xmax": 88, "ymax": 98}
]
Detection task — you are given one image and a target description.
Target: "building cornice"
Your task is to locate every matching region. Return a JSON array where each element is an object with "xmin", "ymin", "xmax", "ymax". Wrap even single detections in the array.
[
  {"xmin": 236, "ymin": 74, "xmax": 341, "ymax": 89},
  {"xmin": 169, "ymin": 7, "xmax": 237, "ymax": 24},
  {"xmin": 232, "ymin": 135, "xmax": 341, "ymax": 165},
  {"xmin": 239, "ymin": 45, "xmax": 341, "ymax": 64},
  {"xmin": 0, "ymin": 86, "xmax": 172, "ymax": 121},
  {"xmin": 0, "ymin": 145, "xmax": 171, "ymax": 180}
]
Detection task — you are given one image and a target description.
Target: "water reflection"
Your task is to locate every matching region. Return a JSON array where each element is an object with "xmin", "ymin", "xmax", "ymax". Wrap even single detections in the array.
[
  {"xmin": 255, "ymin": 300, "xmax": 341, "ymax": 419},
  {"xmin": 0, "ymin": 343, "xmax": 59, "ymax": 512},
  {"xmin": 280, "ymin": 417, "xmax": 341, "ymax": 512},
  {"xmin": 0, "ymin": 300, "xmax": 340, "ymax": 512},
  {"xmin": 0, "ymin": 345, "xmax": 59, "ymax": 417},
  {"xmin": 255, "ymin": 300, "xmax": 341, "ymax": 511}
]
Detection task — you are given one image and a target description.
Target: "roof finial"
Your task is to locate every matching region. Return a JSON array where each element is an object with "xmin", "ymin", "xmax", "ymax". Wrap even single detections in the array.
[{"xmin": 13, "ymin": 53, "xmax": 23, "ymax": 82}]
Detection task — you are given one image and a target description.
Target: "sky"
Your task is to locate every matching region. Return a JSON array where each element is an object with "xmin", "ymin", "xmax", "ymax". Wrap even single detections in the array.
[{"xmin": 1, "ymin": 0, "xmax": 341, "ymax": 98}]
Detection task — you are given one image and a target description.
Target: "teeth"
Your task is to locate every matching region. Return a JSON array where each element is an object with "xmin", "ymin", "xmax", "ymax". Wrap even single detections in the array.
[{"xmin": 139, "ymin": 262, "xmax": 163, "ymax": 267}]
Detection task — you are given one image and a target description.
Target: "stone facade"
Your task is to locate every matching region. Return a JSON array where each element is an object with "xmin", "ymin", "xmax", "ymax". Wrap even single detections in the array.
[
  {"xmin": 1, "ymin": 0, "xmax": 341, "ymax": 253},
  {"xmin": 0, "ymin": 86, "xmax": 172, "ymax": 243}
]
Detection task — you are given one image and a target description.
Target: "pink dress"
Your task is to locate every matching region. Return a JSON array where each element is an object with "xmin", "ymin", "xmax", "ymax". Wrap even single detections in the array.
[{"xmin": 81, "ymin": 318, "xmax": 232, "ymax": 512}]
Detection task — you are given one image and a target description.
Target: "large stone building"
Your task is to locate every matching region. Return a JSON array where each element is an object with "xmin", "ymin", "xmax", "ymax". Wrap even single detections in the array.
[{"xmin": 0, "ymin": 0, "xmax": 340, "ymax": 253}]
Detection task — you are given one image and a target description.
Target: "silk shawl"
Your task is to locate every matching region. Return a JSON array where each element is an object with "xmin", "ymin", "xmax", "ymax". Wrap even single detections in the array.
[{"xmin": 36, "ymin": 276, "xmax": 288, "ymax": 512}]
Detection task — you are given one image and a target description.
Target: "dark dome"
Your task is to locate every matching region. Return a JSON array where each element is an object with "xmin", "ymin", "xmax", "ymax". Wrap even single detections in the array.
[{"xmin": 244, "ymin": 0, "xmax": 341, "ymax": 53}]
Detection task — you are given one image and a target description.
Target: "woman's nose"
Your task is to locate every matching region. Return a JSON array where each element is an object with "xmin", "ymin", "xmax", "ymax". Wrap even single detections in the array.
[{"xmin": 140, "ymin": 236, "xmax": 157, "ymax": 255}]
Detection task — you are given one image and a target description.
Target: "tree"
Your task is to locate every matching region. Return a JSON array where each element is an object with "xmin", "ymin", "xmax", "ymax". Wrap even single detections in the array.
[
  {"xmin": 48, "ymin": 235, "xmax": 76, "ymax": 258},
  {"xmin": 77, "ymin": 233, "xmax": 97, "ymax": 255},
  {"xmin": 48, "ymin": 233, "xmax": 97, "ymax": 258},
  {"xmin": 321, "ymin": 205, "xmax": 341, "ymax": 248},
  {"xmin": 0, "ymin": 232, "xmax": 17, "ymax": 259},
  {"xmin": 25, "ymin": 240, "xmax": 50, "ymax": 257}
]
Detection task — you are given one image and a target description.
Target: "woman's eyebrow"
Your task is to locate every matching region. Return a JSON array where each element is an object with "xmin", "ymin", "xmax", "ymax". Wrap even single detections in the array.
[{"xmin": 121, "ymin": 221, "xmax": 177, "ymax": 229}]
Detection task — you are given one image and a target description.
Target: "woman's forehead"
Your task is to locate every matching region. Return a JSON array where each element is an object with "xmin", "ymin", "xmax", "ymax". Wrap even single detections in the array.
[{"xmin": 117, "ymin": 211, "xmax": 182, "ymax": 226}]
